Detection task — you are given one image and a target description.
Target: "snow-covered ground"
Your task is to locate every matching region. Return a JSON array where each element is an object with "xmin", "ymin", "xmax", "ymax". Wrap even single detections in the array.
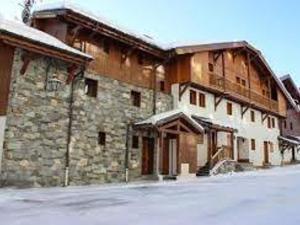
[{"xmin": 1, "ymin": 166, "xmax": 300, "ymax": 225}]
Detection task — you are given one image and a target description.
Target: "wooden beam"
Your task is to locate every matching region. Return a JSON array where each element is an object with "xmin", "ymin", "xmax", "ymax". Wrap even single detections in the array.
[
  {"xmin": 262, "ymin": 113, "xmax": 269, "ymax": 123},
  {"xmin": 214, "ymin": 94, "xmax": 225, "ymax": 111},
  {"xmin": 241, "ymin": 105, "xmax": 250, "ymax": 118},
  {"xmin": 213, "ymin": 51, "xmax": 222, "ymax": 62},
  {"xmin": 179, "ymin": 82, "xmax": 191, "ymax": 101},
  {"xmin": 1, "ymin": 35, "xmax": 89, "ymax": 65}
]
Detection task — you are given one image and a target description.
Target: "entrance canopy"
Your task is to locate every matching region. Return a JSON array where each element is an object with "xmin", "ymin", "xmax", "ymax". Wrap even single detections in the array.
[
  {"xmin": 192, "ymin": 115, "xmax": 238, "ymax": 133},
  {"xmin": 278, "ymin": 136, "xmax": 300, "ymax": 153},
  {"xmin": 135, "ymin": 109, "xmax": 204, "ymax": 134}
]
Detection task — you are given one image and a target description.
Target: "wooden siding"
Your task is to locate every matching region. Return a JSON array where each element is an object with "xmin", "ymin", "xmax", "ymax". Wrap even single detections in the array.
[
  {"xmin": 0, "ymin": 43, "xmax": 14, "ymax": 116},
  {"xmin": 169, "ymin": 49, "xmax": 287, "ymax": 116},
  {"xmin": 70, "ymin": 32, "xmax": 167, "ymax": 91}
]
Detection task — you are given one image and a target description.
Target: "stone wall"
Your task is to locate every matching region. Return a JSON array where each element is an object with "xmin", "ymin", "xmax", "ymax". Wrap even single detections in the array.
[
  {"xmin": 0, "ymin": 49, "xmax": 173, "ymax": 187},
  {"xmin": 69, "ymin": 73, "xmax": 172, "ymax": 185},
  {"xmin": 1, "ymin": 49, "xmax": 70, "ymax": 187}
]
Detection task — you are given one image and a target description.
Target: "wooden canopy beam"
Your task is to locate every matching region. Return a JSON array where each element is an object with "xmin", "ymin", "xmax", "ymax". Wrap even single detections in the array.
[
  {"xmin": 241, "ymin": 105, "xmax": 250, "ymax": 118},
  {"xmin": 262, "ymin": 113, "xmax": 269, "ymax": 123},
  {"xmin": 214, "ymin": 94, "xmax": 226, "ymax": 111},
  {"xmin": 213, "ymin": 51, "xmax": 223, "ymax": 62},
  {"xmin": 179, "ymin": 82, "xmax": 191, "ymax": 101}
]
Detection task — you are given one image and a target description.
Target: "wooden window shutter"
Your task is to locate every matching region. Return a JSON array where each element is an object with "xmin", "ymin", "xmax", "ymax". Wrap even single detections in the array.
[{"xmin": 190, "ymin": 90, "xmax": 197, "ymax": 105}]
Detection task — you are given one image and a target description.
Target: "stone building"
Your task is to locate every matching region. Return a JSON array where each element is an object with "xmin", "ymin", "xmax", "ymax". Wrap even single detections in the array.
[{"xmin": 0, "ymin": 14, "xmax": 172, "ymax": 187}]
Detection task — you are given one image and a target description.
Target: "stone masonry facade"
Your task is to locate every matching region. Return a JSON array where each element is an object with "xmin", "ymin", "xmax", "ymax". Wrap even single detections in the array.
[{"xmin": 0, "ymin": 49, "xmax": 173, "ymax": 187}]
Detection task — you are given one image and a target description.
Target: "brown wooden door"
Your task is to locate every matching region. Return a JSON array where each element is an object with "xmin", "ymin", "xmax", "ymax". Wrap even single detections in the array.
[
  {"xmin": 162, "ymin": 137, "xmax": 170, "ymax": 175},
  {"xmin": 142, "ymin": 137, "xmax": 154, "ymax": 175},
  {"xmin": 264, "ymin": 141, "xmax": 269, "ymax": 164},
  {"xmin": 0, "ymin": 44, "xmax": 14, "ymax": 116},
  {"xmin": 211, "ymin": 131, "xmax": 217, "ymax": 155}
]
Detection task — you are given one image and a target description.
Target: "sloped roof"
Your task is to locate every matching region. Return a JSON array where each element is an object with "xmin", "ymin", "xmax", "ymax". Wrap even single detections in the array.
[
  {"xmin": 135, "ymin": 109, "xmax": 204, "ymax": 133},
  {"xmin": 0, "ymin": 17, "xmax": 92, "ymax": 61},
  {"xmin": 172, "ymin": 41, "xmax": 260, "ymax": 55},
  {"xmin": 280, "ymin": 74, "xmax": 300, "ymax": 100},
  {"xmin": 33, "ymin": 1, "xmax": 164, "ymax": 52}
]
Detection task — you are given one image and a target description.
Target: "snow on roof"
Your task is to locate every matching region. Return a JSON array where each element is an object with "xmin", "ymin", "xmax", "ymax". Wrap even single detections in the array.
[
  {"xmin": 135, "ymin": 109, "xmax": 204, "ymax": 133},
  {"xmin": 0, "ymin": 17, "xmax": 92, "ymax": 60},
  {"xmin": 280, "ymin": 74, "xmax": 300, "ymax": 98},
  {"xmin": 278, "ymin": 136, "xmax": 300, "ymax": 145},
  {"xmin": 34, "ymin": 1, "xmax": 165, "ymax": 50}
]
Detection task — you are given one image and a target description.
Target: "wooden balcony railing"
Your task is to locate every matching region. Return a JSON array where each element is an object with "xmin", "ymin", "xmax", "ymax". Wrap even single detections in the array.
[
  {"xmin": 209, "ymin": 74, "xmax": 279, "ymax": 113},
  {"xmin": 211, "ymin": 145, "xmax": 233, "ymax": 168}
]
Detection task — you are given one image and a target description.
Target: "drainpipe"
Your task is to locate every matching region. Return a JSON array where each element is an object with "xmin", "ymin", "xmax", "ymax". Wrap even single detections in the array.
[
  {"xmin": 125, "ymin": 122, "xmax": 132, "ymax": 183},
  {"xmin": 64, "ymin": 69, "xmax": 84, "ymax": 187}
]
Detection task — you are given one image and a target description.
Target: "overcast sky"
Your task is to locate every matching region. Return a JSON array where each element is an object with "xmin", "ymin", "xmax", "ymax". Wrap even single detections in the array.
[{"xmin": 2, "ymin": 0, "xmax": 300, "ymax": 86}]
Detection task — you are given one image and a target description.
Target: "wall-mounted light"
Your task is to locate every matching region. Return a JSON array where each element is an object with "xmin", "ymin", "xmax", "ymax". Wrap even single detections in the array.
[{"xmin": 48, "ymin": 74, "xmax": 62, "ymax": 92}]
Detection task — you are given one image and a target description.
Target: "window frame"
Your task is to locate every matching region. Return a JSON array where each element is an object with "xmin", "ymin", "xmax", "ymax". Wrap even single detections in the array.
[
  {"xmin": 199, "ymin": 93, "xmax": 206, "ymax": 108},
  {"xmin": 131, "ymin": 90, "xmax": 141, "ymax": 108},
  {"xmin": 190, "ymin": 90, "xmax": 197, "ymax": 105},
  {"xmin": 250, "ymin": 110, "xmax": 255, "ymax": 122},
  {"xmin": 251, "ymin": 139, "xmax": 256, "ymax": 151},
  {"xmin": 132, "ymin": 135, "xmax": 139, "ymax": 149},
  {"xmin": 85, "ymin": 78, "xmax": 98, "ymax": 98},
  {"xmin": 98, "ymin": 132, "xmax": 106, "ymax": 146},
  {"xmin": 227, "ymin": 102, "xmax": 233, "ymax": 115}
]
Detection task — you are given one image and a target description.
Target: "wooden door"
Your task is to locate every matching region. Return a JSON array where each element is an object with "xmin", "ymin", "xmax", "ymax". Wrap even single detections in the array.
[
  {"xmin": 211, "ymin": 131, "xmax": 217, "ymax": 155},
  {"xmin": 162, "ymin": 137, "xmax": 170, "ymax": 175},
  {"xmin": 0, "ymin": 44, "xmax": 14, "ymax": 116},
  {"xmin": 142, "ymin": 137, "xmax": 154, "ymax": 175},
  {"xmin": 292, "ymin": 147, "xmax": 296, "ymax": 161},
  {"xmin": 264, "ymin": 141, "xmax": 269, "ymax": 164}
]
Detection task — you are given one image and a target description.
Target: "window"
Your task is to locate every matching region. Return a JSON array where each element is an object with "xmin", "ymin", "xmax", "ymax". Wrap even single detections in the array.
[
  {"xmin": 251, "ymin": 111, "xmax": 255, "ymax": 122},
  {"xmin": 132, "ymin": 136, "xmax": 139, "ymax": 148},
  {"xmin": 199, "ymin": 93, "xmax": 206, "ymax": 107},
  {"xmin": 131, "ymin": 91, "xmax": 141, "ymax": 107},
  {"xmin": 159, "ymin": 81, "xmax": 165, "ymax": 92},
  {"xmin": 270, "ymin": 142, "xmax": 274, "ymax": 152},
  {"xmin": 283, "ymin": 120, "xmax": 287, "ymax": 129},
  {"xmin": 227, "ymin": 102, "xmax": 233, "ymax": 115},
  {"xmin": 103, "ymin": 40, "xmax": 110, "ymax": 54},
  {"xmin": 267, "ymin": 117, "xmax": 271, "ymax": 129},
  {"xmin": 290, "ymin": 122, "xmax": 293, "ymax": 130},
  {"xmin": 208, "ymin": 63, "xmax": 214, "ymax": 72},
  {"xmin": 272, "ymin": 118, "xmax": 276, "ymax": 128},
  {"xmin": 236, "ymin": 77, "xmax": 241, "ymax": 84},
  {"xmin": 85, "ymin": 78, "xmax": 98, "ymax": 98},
  {"xmin": 98, "ymin": 132, "xmax": 106, "ymax": 146},
  {"xmin": 190, "ymin": 90, "xmax": 197, "ymax": 105},
  {"xmin": 241, "ymin": 79, "xmax": 246, "ymax": 87},
  {"xmin": 251, "ymin": 139, "xmax": 256, "ymax": 151}
]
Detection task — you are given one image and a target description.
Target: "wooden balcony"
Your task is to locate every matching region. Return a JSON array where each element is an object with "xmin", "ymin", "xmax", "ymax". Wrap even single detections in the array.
[{"xmin": 209, "ymin": 74, "xmax": 279, "ymax": 113}]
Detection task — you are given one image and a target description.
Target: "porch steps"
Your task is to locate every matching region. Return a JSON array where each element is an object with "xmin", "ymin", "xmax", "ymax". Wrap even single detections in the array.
[
  {"xmin": 162, "ymin": 175, "xmax": 177, "ymax": 181},
  {"xmin": 196, "ymin": 163, "xmax": 210, "ymax": 177}
]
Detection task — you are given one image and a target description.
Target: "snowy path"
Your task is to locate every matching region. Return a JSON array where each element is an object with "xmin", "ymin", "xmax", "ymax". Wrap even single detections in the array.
[{"xmin": 1, "ymin": 166, "xmax": 300, "ymax": 225}]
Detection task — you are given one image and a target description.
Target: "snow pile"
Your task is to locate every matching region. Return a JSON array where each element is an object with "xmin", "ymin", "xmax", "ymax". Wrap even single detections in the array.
[
  {"xmin": 0, "ymin": 17, "xmax": 91, "ymax": 59},
  {"xmin": 1, "ymin": 165, "xmax": 300, "ymax": 225}
]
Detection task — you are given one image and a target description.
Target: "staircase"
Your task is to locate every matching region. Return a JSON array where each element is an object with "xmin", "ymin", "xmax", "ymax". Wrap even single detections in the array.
[{"xmin": 196, "ymin": 163, "xmax": 210, "ymax": 177}]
